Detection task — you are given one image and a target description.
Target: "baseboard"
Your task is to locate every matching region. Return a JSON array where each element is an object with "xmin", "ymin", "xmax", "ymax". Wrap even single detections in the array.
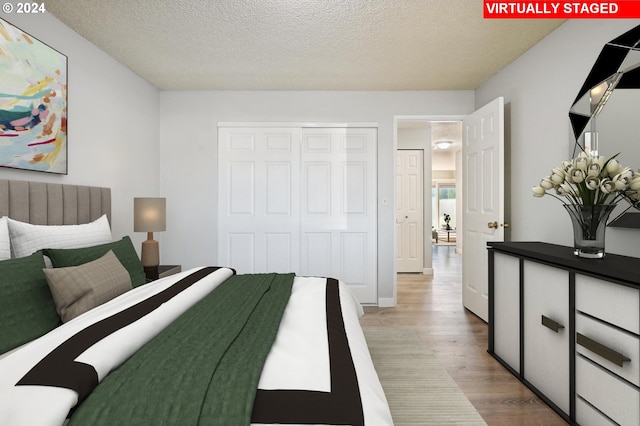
[
  {"xmin": 378, "ymin": 297, "xmax": 396, "ymax": 308},
  {"xmin": 423, "ymin": 268, "xmax": 434, "ymax": 276}
]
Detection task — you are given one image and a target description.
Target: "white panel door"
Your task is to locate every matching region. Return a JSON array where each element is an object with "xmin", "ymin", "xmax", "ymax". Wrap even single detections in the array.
[
  {"xmin": 300, "ymin": 128, "xmax": 377, "ymax": 304},
  {"xmin": 218, "ymin": 127, "xmax": 300, "ymax": 274},
  {"xmin": 396, "ymin": 150, "xmax": 423, "ymax": 273},
  {"xmin": 462, "ymin": 97, "xmax": 504, "ymax": 322}
]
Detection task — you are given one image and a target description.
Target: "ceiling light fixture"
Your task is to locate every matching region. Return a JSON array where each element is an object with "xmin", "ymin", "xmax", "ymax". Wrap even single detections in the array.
[{"xmin": 436, "ymin": 141, "xmax": 452, "ymax": 150}]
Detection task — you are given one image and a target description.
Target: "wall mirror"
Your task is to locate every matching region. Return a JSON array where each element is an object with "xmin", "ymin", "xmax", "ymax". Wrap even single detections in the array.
[{"xmin": 569, "ymin": 24, "xmax": 640, "ymax": 229}]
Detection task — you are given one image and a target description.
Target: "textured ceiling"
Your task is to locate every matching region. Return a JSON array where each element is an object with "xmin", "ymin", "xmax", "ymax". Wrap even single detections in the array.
[{"xmin": 46, "ymin": 0, "xmax": 564, "ymax": 91}]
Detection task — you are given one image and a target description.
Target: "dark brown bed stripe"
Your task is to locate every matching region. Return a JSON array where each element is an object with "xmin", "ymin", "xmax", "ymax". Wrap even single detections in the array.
[
  {"xmin": 251, "ymin": 278, "xmax": 365, "ymax": 426},
  {"xmin": 16, "ymin": 267, "xmax": 227, "ymax": 402}
]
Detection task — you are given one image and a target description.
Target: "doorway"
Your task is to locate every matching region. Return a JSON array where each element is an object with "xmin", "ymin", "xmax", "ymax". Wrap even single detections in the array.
[
  {"xmin": 395, "ymin": 117, "xmax": 463, "ymax": 277},
  {"xmin": 394, "ymin": 98, "xmax": 505, "ymax": 320}
]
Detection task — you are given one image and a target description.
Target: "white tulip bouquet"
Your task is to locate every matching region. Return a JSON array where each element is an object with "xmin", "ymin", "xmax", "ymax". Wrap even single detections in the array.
[
  {"xmin": 533, "ymin": 152, "xmax": 640, "ymax": 257},
  {"xmin": 532, "ymin": 152, "xmax": 640, "ymax": 210}
]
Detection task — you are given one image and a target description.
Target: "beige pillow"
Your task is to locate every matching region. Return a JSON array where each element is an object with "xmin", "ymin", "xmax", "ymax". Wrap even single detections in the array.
[{"xmin": 43, "ymin": 250, "xmax": 132, "ymax": 322}]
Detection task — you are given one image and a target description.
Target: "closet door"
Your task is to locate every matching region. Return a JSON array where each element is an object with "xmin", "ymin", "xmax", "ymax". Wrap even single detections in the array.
[
  {"xmin": 218, "ymin": 127, "xmax": 300, "ymax": 274},
  {"xmin": 300, "ymin": 128, "xmax": 378, "ymax": 304}
]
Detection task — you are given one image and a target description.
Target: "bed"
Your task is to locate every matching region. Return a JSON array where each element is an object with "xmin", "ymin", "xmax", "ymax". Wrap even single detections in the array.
[{"xmin": 0, "ymin": 179, "xmax": 392, "ymax": 425}]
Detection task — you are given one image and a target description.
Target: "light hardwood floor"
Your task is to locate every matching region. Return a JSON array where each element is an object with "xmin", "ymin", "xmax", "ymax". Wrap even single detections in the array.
[{"xmin": 360, "ymin": 245, "xmax": 567, "ymax": 425}]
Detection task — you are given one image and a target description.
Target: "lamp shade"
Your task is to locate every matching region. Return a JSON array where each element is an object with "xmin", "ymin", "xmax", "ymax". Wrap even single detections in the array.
[{"xmin": 134, "ymin": 198, "xmax": 166, "ymax": 232}]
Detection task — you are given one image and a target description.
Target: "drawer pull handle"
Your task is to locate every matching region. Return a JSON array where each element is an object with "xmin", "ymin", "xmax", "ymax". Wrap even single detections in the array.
[
  {"xmin": 576, "ymin": 333, "xmax": 631, "ymax": 368},
  {"xmin": 541, "ymin": 315, "xmax": 564, "ymax": 333}
]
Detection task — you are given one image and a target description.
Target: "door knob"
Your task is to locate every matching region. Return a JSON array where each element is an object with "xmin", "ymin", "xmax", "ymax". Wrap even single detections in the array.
[
  {"xmin": 488, "ymin": 221, "xmax": 498, "ymax": 229},
  {"xmin": 502, "ymin": 222, "xmax": 510, "ymax": 229}
]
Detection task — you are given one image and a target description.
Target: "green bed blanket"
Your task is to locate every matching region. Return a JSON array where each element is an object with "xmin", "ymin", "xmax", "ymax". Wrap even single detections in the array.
[{"xmin": 68, "ymin": 272, "xmax": 295, "ymax": 425}]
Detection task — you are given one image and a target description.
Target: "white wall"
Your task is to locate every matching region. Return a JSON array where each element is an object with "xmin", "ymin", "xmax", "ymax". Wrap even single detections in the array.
[
  {"xmin": 0, "ymin": 9, "xmax": 160, "ymax": 247},
  {"xmin": 159, "ymin": 91, "xmax": 475, "ymax": 302},
  {"xmin": 476, "ymin": 19, "xmax": 640, "ymax": 257}
]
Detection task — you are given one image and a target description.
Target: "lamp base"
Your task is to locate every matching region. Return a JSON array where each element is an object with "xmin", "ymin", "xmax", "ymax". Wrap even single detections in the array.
[{"xmin": 141, "ymin": 234, "xmax": 160, "ymax": 267}]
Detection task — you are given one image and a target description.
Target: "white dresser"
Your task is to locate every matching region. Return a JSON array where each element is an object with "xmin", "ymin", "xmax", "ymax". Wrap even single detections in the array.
[{"xmin": 488, "ymin": 242, "xmax": 640, "ymax": 425}]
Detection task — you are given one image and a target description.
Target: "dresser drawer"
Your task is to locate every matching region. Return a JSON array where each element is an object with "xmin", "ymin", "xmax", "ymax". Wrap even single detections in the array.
[
  {"xmin": 576, "ymin": 355, "xmax": 640, "ymax": 426},
  {"xmin": 576, "ymin": 396, "xmax": 616, "ymax": 426},
  {"xmin": 576, "ymin": 275, "xmax": 640, "ymax": 334},
  {"xmin": 576, "ymin": 313, "xmax": 639, "ymax": 386}
]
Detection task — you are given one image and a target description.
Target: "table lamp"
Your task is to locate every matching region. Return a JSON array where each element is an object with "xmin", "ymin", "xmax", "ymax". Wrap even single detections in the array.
[{"xmin": 134, "ymin": 197, "xmax": 166, "ymax": 279}]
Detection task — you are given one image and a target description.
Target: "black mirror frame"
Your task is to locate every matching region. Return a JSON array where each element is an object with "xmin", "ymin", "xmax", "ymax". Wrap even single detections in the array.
[{"xmin": 569, "ymin": 25, "xmax": 640, "ymax": 229}]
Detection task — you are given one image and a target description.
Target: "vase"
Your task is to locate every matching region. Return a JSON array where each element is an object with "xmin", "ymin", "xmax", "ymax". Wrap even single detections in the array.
[{"xmin": 563, "ymin": 204, "xmax": 616, "ymax": 258}]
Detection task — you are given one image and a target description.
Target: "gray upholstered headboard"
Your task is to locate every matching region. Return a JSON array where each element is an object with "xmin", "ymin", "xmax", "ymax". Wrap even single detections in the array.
[{"xmin": 0, "ymin": 179, "xmax": 111, "ymax": 225}]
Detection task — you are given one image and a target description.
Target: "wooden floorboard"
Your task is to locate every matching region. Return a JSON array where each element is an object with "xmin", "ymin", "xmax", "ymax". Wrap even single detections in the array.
[{"xmin": 360, "ymin": 245, "xmax": 567, "ymax": 425}]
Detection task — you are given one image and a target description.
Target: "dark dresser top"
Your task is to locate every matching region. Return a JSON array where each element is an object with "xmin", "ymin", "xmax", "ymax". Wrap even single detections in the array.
[{"xmin": 488, "ymin": 242, "xmax": 640, "ymax": 288}]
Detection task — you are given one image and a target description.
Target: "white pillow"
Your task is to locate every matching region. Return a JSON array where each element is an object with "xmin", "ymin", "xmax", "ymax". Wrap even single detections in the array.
[
  {"xmin": 8, "ymin": 214, "xmax": 112, "ymax": 258},
  {"xmin": 0, "ymin": 217, "xmax": 9, "ymax": 260}
]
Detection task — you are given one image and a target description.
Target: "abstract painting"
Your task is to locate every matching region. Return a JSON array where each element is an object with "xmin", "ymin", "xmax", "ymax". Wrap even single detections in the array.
[{"xmin": 0, "ymin": 18, "xmax": 67, "ymax": 174}]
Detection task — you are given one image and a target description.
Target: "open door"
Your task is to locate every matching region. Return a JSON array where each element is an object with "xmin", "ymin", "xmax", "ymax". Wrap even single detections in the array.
[{"xmin": 462, "ymin": 97, "xmax": 505, "ymax": 322}]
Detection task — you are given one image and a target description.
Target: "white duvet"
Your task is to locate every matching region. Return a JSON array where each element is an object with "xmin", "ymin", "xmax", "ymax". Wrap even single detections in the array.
[{"xmin": 0, "ymin": 268, "xmax": 392, "ymax": 425}]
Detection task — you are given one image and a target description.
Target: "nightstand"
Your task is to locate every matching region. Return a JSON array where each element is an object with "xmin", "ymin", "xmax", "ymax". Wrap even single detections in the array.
[
  {"xmin": 145, "ymin": 265, "xmax": 182, "ymax": 281},
  {"xmin": 159, "ymin": 265, "xmax": 181, "ymax": 278}
]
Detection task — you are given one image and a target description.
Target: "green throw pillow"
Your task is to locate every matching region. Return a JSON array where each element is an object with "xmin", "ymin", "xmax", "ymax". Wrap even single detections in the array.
[
  {"xmin": 45, "ymin": 236, "xmax": 146, "ymax": 288},
  {"xmin": 0, "ymin": 252, "xmax": 60, "ymax": 354}
]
